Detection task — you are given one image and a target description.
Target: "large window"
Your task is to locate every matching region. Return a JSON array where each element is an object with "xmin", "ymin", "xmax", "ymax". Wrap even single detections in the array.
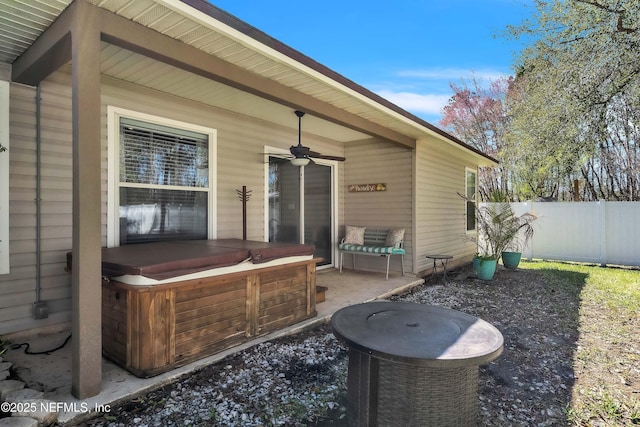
[
  {"xmin": 465, "ymin": 168, "xmax": 477, "ymax": 232},
  {"xmin": 108, "ymin": 108, "xmax": 216, "ymax": 246}
]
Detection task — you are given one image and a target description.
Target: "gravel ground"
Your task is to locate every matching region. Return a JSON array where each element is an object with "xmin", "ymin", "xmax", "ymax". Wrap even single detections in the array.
[{"xmin": 77, "ymin": 263, "xmax": 637, "ymax": 426}]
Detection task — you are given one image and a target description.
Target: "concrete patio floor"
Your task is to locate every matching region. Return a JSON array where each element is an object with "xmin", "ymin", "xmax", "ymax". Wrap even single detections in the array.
[{"xmin": 2, "ymin": 268, "xmax": 424, "ymax": 425}]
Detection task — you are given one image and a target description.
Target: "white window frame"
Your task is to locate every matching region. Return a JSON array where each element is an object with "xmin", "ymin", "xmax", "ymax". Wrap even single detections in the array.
[
  {"xmin": 465, "ymin": 167, "xmax": 477, "ymax": 233},
  {"xmin": 107, "ymin": 106, "xmax": 217, "ymax": 247},
  {"xmin": 0, "ymin": 81, "xmax": 9, "ymax": 274}
]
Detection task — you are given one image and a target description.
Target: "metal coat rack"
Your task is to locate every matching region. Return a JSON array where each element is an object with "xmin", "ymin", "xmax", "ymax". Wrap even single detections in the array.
[{"xmin": 236, "ymin": 185, "xmax": 252, "ymax": 240}]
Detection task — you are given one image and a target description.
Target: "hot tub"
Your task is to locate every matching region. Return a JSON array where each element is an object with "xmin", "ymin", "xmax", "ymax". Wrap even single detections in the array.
[{"xmin": 96, "ymin": 239, "xmax": 318, "ymax": 377}]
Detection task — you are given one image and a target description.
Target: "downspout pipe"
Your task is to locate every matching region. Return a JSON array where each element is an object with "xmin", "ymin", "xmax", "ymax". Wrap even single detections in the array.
[
  {"xmin": 36, "ymin": 85, "xmax": 41, "ymax": 297},
  {"xmin": 33, "ymin": 84, "xmax": 48, "ymax": 319}
]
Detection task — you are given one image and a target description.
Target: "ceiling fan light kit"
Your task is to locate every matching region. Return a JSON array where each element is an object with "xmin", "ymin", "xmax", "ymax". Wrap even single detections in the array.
[{"xmin": 290, "ymin": 156, "xmax": 310, "ymax": 167}]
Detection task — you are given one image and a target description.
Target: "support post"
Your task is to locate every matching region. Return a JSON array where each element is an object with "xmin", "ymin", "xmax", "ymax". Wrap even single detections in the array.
[{"xmin": 71, "ymin": 1, "xmax": 102, "ymax": 399}]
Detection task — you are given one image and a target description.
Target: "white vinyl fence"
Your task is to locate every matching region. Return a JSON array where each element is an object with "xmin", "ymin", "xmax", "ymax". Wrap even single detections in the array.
[{"xmin": 500, "ymin": 201, "xmax": 640, "ymax": 267}]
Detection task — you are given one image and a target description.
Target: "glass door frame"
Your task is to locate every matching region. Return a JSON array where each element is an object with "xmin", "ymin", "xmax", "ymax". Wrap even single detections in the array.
[{"xmin": 264, "ymin": 146, "xmax": 338, "ymax": 269}]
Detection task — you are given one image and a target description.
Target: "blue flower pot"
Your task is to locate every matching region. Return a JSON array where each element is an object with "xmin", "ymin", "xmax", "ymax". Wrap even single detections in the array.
[
  {"xmin": 476, "ymin": 258, "xmax": 498, "ymax": 281},
  {"xmin": 501, "ymin": 251, "xmax": 522, "ymax": 270}
]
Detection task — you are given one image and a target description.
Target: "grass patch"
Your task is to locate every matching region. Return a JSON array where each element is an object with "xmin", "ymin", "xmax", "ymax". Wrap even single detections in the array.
[{"xmin": 520, "ymin": 261, "xmax": 640, "ymax": 426}]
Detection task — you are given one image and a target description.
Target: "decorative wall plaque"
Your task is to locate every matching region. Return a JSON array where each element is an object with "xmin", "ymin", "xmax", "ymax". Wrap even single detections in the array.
[{"xmin": 348, "ymin": 183, "xmax": 387, "ymax": 192}]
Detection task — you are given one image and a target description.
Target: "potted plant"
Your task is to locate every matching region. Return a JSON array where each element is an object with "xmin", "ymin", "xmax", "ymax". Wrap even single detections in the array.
[
  {"xmin": 472, "ymin": 253, "xmax": 481, "ymax": 272},
  {"xmin": 463, "ymin": 193, "xmax": 537, "ymax": 279},
  {"xmin": 471, "ymin": 252, "xmax": 497, "ymax": 280},
  {"xmin": 475, "ymin": 254, "xmax": 499, "ymax": 281},
  {"xmin": 500, "ymin": 202, "xmax": 536, "ymax": 270},
  {"xmin": 481, "ymin": 201, "xmax": 536, "ymax": 271},
  {"xmin": 501, "ymin": 250, "xmax": 522, "ymax": 269}
]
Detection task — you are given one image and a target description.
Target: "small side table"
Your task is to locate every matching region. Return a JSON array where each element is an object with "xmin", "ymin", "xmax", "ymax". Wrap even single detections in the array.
[{"xmin": 425, "ymin": 254, "xmax": 453, "ymax": 280}]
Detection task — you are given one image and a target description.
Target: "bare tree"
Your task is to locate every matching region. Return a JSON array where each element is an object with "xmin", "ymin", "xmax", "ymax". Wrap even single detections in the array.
[{"xmin": 439, "ymin": 76, "xmax": 516, "ymax": 201}]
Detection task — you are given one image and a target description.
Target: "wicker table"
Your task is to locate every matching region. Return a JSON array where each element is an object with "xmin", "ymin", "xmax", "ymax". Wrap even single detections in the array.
[{"xmin": 331, "ymin": 301, "xmax": 504, "ymax": 427}]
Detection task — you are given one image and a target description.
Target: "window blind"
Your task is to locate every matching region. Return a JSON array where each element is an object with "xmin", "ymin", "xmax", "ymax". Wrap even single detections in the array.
[
  {"xmin": 119, "ymin": 118, "xmax": 208, "ymax": 188},
  {"xmin": 117, "ymin": 117, "xmax": 210, "ymax": 245}
]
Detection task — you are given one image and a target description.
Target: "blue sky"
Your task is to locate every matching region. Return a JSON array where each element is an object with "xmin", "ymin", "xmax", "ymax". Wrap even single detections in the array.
[{"xmin": 210, "ymin": 0, "xmax": 534, "ymax": 124}]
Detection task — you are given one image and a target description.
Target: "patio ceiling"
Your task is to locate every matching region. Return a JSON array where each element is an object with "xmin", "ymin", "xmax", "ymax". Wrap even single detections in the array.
[
  {"xmin": 97, "ymin": 42, "xmax": 368, "ymax": 143},
  {"xmin": 0, "ymin": 0, "xmax": 497, "ymax": 163}
]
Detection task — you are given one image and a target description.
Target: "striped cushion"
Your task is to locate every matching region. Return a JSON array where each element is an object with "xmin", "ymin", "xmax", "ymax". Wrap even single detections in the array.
[{"xmin": 339, "ymin": 243, "xmax": 406, "ymax": 255}]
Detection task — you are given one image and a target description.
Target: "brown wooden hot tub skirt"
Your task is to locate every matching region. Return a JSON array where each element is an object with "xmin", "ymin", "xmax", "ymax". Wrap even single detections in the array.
[{"xmin": 67, "ymin": 239, "xmax": 319, "ymax": 378}]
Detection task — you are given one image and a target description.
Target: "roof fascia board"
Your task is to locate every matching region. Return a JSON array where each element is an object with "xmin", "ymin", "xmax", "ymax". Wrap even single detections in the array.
[{"xmin": 427, "ymin": 136, "xmax": 498, "ymax": 166}]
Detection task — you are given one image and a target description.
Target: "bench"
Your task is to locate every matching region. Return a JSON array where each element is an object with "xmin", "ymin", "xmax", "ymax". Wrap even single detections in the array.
[{"xmin": 338, "ymin": 227, "xmax": 405, "ymax": 280}]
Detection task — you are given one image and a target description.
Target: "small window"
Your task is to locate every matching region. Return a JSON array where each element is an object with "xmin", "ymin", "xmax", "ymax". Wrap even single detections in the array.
[
  {"xmin": 465, "ymin": 168, "xmax": 477, "ymax": 232},
  {"xmin": 108, "ymin": 108, "xmax": 216, "ymax": 246}
]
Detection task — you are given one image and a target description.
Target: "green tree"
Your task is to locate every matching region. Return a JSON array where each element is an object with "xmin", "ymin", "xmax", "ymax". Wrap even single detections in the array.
[{"xmin": 506, "ymin": 0, "xmax": 640, "ymax": 200}]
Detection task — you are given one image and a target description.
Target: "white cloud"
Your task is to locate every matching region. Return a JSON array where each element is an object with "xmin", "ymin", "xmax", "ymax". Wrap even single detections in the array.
[
  {"xmin": 397, "ymin": 67, "xmax": 510, "ymax": 82},
  {"xmin": 370, "ymin": 67, "xmax": 512, "ymax": 121},
  {"xmin": 376, "ymin": 90, "xmax": 451, "ymax": 115}
]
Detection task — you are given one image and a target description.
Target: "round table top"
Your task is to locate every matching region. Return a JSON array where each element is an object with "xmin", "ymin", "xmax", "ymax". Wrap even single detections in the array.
[
  {"xmin": 331, "ymin": 301, "xmax": 504, "ymax": 368},
  {"xmin": 425, "ymin": 254, "xmax": 454, "ymax": 260}
]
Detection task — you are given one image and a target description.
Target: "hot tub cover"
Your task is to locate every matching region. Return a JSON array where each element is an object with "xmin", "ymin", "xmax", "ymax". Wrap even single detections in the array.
[
  {"xmin": 67, "ymin": 239, "xmax": 316, "ymax": 280},
  {"xmin": 184, "ymin": 239, "xmax": 316, "ymax": 264},
  {"xmin": 100, "ymin": 242, "xmax": 251, "ymax": 280}
]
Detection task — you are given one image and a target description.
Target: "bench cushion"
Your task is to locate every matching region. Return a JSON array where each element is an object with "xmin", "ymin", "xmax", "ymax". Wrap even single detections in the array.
[{"xmin": 339, "ymin": 243, "xmax": 406, "ymax": 255}]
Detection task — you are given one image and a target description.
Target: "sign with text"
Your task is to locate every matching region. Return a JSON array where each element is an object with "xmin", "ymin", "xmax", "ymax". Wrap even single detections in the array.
[{"xmin": 348, "ymin": 183, "xmax": 387, "ymax": 192}]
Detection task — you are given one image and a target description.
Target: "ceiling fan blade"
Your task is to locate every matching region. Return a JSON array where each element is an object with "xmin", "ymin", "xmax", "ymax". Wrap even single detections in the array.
[
  {"xmin": 263, "ymin": 153, "xmax": 293, "ymax": 163},
  {"xmin": 312, "ymin": 154, "xmax": 346, "ymax": 162},
  {"xmin": 308, "ymin": 150, "xmax": 346, "ymax": 161}
]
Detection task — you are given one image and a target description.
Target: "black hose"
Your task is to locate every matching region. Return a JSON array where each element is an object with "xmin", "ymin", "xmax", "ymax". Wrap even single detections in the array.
[{"xmin": 10, "ymin": 334, "xmax": 72, "ymax": 355}]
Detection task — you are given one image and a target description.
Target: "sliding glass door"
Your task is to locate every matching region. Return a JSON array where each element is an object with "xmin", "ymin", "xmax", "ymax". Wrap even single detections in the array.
[
  {"xmin": 268, "ymin": 157, "xmax": 334, "ymax": 266},
  {"xmin": 303, "ymin": 162, "xmax": 332, "ymax": 265}
]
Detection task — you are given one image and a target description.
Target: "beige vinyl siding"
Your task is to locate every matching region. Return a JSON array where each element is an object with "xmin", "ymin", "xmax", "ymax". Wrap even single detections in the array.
[
  {"xmin": 1, "ymin": 67, "xmax": 346, "ymax": 334},
  {"xmin": 100, "ymin": 75, "xmax": 343, "ymax": 242},
  {"xmin": 342, "ymin": 139, "xmax": 413, "ymax": 275},
  {"xmin": 102, "ymin": 79, "xmax": 265, "ymax": 240},
  {"xmin": 0, "ymin": 80, "xmax": 10, "ymax": 275},
  {"xmin": 415, "ymin": 137, "xmax": 479, "ymax": 273},
  {"xmin": 1, "ymin": 77, "xmax": 73, "ymax": 334},
  {"xmin": 102, "ymin": 79, "xmax": 342, "ymax": 244}
]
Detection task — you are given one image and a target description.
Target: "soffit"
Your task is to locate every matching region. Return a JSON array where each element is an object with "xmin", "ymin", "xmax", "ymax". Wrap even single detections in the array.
[
  {"xmin": 0, "ymin": 0, "xmax": 73, "ymax": 64},
  {"xmin": 99, "ymin": 42, "xmax": 367, "ymax": 142}
]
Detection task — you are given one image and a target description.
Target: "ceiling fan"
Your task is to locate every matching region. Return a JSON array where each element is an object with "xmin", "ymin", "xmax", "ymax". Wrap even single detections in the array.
[{"xmin": 269, "ymin": 110, "xmax": 346, "ymax": 166}]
